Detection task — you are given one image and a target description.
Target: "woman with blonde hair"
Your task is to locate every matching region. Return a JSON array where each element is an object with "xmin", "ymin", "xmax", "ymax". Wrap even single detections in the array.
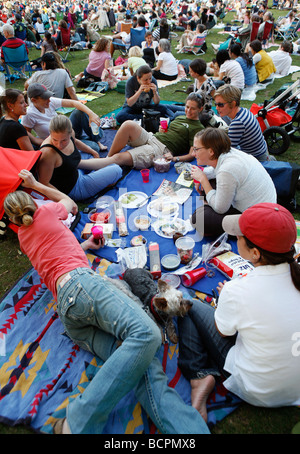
[
  {"xmin": 37, "ymin": 115, "xmax": 122, "ymax": 201},
  {"xmin": 127, "ymin": 46, "xmax": 146, "ymax": 75}
]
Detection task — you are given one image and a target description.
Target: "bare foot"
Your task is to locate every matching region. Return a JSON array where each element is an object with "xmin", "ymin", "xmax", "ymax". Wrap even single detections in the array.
[
  {"xmin": 99, "ymin": 143, "xmax": 108, "ymax": 151},
  {"xmin": 190, "ymin": 375, "xmax": 216, "ymax": 422}
]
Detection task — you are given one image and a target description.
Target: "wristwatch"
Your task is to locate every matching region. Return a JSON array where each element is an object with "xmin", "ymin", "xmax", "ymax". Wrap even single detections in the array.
[{"xmin": 175, "ymin": 157, "xmax": 180, "ymax": 162}]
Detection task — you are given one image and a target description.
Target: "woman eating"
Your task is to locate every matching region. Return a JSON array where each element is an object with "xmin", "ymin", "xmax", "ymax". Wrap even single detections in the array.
[
  {"xmin": 83, "ymin": 93, "xmax": 204, "ymax": 171},
  {"xmin": 115, "ymin": 64, "xmax": 174, "ymax": 125},
  {"xmin": 190, "ymin": 128, "xmax": 277, "ymax": 237}
]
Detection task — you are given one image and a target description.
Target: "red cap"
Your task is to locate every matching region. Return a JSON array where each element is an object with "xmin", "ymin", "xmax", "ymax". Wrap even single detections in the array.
[{"xmin": 222, "ymin": 203, "xmax": 297, "ymax": 253}]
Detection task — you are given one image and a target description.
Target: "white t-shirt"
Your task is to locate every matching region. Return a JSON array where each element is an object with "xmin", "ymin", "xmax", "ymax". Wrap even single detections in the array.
[
  {"xmin": 219, "ymin": 59, "xmax": 245, "ymax": 89},
  {"xmin": 21, "ymin": 97, "xmax": 62, "ymax": 139},
  {"xmin": 269, "ymin": 49, "xmax": 292, "ymax": 76},
  {"xmin": 206, "ymin": 148, "xmax": 277, "ymax": 214},
  {"xmin": 27, "ymin": 69, "xmax": 73, "ymax": 99},
  {"xmin": 215, "ymin": 263, "xmax": 300, "ymax": 407},
  {"xmin": 157, "ymin": 51, "xmax": 178, "ymax": 76}
]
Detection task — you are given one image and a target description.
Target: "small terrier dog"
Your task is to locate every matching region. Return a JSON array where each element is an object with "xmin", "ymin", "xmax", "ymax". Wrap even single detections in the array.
[{"xmin": 107, "ymin": 268, "xmax": 193, "ymax": 344}]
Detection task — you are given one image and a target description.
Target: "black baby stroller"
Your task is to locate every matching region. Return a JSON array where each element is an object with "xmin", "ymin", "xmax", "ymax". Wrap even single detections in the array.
[{"xmin": 250, "ymin": 79, "xmax": 300, "ymax": 155}]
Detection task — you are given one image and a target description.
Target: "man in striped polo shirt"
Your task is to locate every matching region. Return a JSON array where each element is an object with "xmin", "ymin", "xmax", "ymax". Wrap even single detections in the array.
[{"xmin": 214, "ymin": 85, "xmax": 273, "ymax": 162}]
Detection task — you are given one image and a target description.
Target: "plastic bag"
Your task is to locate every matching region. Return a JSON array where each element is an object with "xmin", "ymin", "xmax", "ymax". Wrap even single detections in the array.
[
  {"xmin": 101, "ymin": 68, "xmax": 118, "ymax": 89},
  {"xmin": 202, "ymin": 233, "xmax": 232, "ymax": 265},
  {"xmin": 116, "ymin": 245, "xmax": 147, "ymax": 273}
]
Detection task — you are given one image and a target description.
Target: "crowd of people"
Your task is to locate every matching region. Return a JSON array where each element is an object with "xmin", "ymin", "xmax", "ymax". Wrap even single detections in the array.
[{"xmin": 0, "ymin": 0, "xmax": 299, "ymax": 436}]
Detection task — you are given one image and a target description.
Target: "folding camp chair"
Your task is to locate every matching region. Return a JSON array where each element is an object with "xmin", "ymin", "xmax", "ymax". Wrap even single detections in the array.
[
  {"xmin": 275, "ymin": 19, "xmax": 299, "ymax": 40},
  {"xmin": 58, "ymin": 27, "xmax": 73, "ymax": 61},
  {"xmin": 130, "ymin": 27, "xmax": 146, "ymax": 47},
  {"xmin": 261, "ymin": 20, "xmax": 273, "ymax": 47},
  {"xmin": 120, "ymin": 22, "xmax": 132, "ymax": 33},
  {"xmin": 2, "ymin": 44, "xmax": 32, "ymax": 83},
  {"xmin": 250, "ymin": 20, "xmax": 260, "ymax": 41},
  {"xmin": 179, "ymin": 32, "xmax": 207, "ymax": 55}
]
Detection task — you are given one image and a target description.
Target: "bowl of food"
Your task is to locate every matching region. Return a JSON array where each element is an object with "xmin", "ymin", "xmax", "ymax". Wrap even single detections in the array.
[
  {"xmin": 134, "ymin": 215, "xmax": 151, "ymax": 231},
  {"xmin": 153, "ymin": 157, "xmax": 170, "ymax": 173},
  {"xmin": 88, "ymin": 208, "xmax": 111, "ymax": 224}
]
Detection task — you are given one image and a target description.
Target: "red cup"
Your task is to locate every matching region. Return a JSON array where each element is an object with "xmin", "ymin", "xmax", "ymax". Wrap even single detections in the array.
[
  {"xmin": 181, "ymin": 267, "xmax": 207, "ymax": 287},
  {"xmin": 193, "ymin": 166, "xmax": 204, "ymax": 187},
  {"xmin": 140, "ymin": 169, "xmax": 150, "ymax": 183},
  {"xmin": 160, "ymin": 119, "xmax": 168, "ymax": 131}
]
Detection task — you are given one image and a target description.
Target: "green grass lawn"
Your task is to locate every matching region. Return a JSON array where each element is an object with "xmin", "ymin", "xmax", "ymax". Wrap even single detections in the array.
[{"xmin": 0, "ymin": 8, "xmax": 300, "ymax": 434}]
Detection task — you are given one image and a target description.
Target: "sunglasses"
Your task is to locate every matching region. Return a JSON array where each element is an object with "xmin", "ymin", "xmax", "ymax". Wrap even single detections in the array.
[{"xmin": 214, "ymin": 102, "xmax": 228, "ymax": 108}]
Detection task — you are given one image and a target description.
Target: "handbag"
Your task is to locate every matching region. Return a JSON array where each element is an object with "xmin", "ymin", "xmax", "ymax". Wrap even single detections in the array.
[{"xmin": 141, "ymin": 109, "xmax": 161, "ymax": 133}]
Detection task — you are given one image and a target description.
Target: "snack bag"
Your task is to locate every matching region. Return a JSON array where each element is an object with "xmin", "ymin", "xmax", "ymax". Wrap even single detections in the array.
[{"xmin": 210, "ymin": 251, "xmax": 254, "ymax": 279}]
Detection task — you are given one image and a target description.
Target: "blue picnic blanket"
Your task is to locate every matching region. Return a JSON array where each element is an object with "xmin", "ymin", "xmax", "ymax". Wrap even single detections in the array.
[
  {"xmin": 73, "ymin": 129, "xmax": 238, "ymax": 296},
  {"xmin": 0, "ymin": 256, "xmax": 241, "ymax": 434}
]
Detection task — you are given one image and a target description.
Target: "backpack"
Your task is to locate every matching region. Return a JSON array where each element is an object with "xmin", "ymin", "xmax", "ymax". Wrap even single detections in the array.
[
  {"xmin": 141, "ymin": 109, "xmax": 161, "ymax": 133},
  {"xmin": 262, "ymin": 161, "xmax": 300, "ymax": 212}
]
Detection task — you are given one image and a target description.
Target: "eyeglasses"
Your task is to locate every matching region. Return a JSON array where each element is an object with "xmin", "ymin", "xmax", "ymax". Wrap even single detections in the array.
[
  {"xmin": 193, "ymin": 146, "xmax": 206, "ymax": 153},
  {"xmin": 214, "ymin": 102, "xmax": 228, "ymax": 108}
]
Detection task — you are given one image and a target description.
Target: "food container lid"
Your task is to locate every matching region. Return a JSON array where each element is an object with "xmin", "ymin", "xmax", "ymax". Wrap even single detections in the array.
[
  {"xmin": 175, "ymin": 236, "xmax": 195, "ymax": 249},
  {"xmin": 161, "ymin": 273, "xmax": 181, "ymax": 288},
  {"xmin": 161, "ymin": 254, "xmax": 180, "ymax": 270}
]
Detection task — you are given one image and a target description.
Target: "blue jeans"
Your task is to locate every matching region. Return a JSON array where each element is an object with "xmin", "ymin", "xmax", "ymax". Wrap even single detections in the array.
[
  {"xmin": 178, "ymin": 302, "xmax": 236, "ymax": 380},
  {"xmin": 68, "ymin": 164, "xmax": 122, "ymax": 201},
  {"xmin": 70, "ymin": 109, "xmax": 103, "ymax": 144},
  {"xmin": 116, "ymin": 104, "xmax": 175, "ymax": 125},
  {"xmin": 57, "ymin": 268, "xmax": 210, "ymax": 434}
]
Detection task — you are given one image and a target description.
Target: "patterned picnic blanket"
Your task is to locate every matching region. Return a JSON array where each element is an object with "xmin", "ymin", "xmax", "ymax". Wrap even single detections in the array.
[{"xmin": 0, "ymin": 254, "xmax": 241, "ymax": 434}]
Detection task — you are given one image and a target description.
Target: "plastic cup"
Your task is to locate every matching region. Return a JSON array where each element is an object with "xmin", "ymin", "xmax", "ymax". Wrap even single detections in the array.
[
  {"xmin": 91, "ymin": 225, "xmax": 103, "ymax": 244},
  {"xmin": 175, "ymin": 236, "xmax": 195, "ymax": 264},
  {"xmin": 160, "ymin": 119, "xmax": 168, "ymax": 131},
  {"xmin": 181, "ymin": 267, "xmax": 207, "ymax": 287},
  {"xmin": 140, "ymin": 169, "xmax": 150, "ymax": 183}
]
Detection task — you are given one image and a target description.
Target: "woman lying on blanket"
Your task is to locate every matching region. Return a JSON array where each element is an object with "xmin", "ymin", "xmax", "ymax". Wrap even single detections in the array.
[
  {"xmin": 37, "ymin": 115, "xmax": 122, "ymax": 202},
  {"xmin": 80, "ymin": 93, "xmax": 204, "ymax": 172},
  {"xmin": 178, "ymin": 202, "xmax": 300, "ymax": 422},
  {"xmin": 22, "ymin": 83, "xmax": 108, "ymax": 154},
  {"xmin": 3, "ymin": 169, "xmax": 210, "ymax": 435},
  {"xmin": 190, "ymin": 128, "xmax": 277, "ymax": 237}
]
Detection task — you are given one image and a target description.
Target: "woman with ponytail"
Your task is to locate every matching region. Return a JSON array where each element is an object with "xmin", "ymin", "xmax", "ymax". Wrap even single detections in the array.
[
  {"xmin": 3, "ymin": 170, "xmax": 210, "ymax": 435},
  {"xmin": 178, "ymin": 203, "xmax": 300, "ymax": 422}
]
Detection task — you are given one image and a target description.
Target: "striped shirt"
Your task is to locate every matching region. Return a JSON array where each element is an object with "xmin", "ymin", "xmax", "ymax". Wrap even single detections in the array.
[{"xmin": 228, "ymin": 107, "xmax": 268, "ymax": 160}]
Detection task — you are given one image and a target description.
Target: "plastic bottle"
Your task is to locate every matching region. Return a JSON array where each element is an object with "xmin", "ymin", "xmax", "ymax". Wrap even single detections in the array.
[
  {"xmin": 111, "ymin": 113, "xmax": 117, "ymax": 128},
  {"xmin": 90, "ymin": 122, "xmax": 99, "ymax": 135}
]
